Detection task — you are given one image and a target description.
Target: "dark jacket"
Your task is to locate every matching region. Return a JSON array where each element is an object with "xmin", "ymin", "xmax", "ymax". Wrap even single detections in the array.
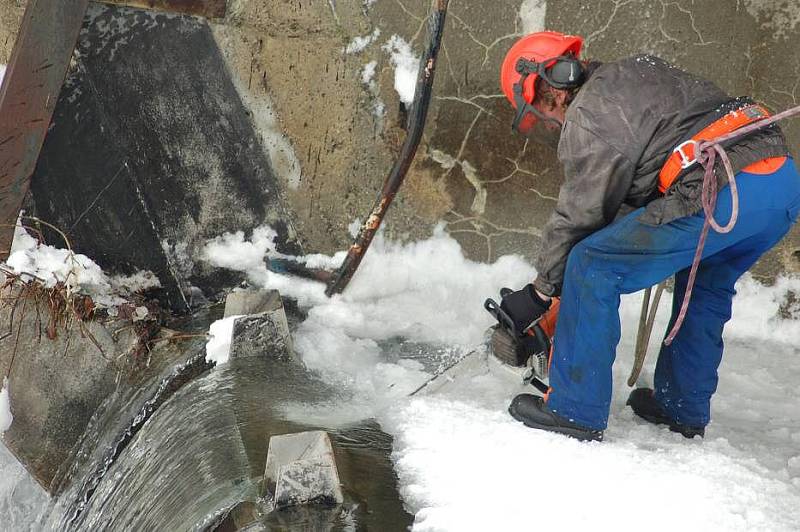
[{"xmin": 533, "ymin": 54, "xmax": 789, "ymax": 297}]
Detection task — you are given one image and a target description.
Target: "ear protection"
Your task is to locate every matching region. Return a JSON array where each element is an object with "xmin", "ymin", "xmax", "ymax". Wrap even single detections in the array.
[{"xmin": 511, "ymin": 55, "xmax": 585, "ymax": 132}]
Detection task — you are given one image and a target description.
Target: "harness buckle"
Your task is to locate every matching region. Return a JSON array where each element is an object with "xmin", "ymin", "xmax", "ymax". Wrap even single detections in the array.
[{"xmin": 673, "ymin": 139, "xmax": 698, "ymax": 169}]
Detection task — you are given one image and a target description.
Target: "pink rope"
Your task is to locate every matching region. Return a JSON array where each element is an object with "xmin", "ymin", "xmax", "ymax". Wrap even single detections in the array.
[{"xmin": 663, "ymin": 104, "xmax": 800, "ymax": 346}]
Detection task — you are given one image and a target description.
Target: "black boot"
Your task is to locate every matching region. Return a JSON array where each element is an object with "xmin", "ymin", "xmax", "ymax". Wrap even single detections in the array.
[
  {"xmin": 626, "ymin": 388, "xmax": 705, "ymax": 438},
  {"xmin": 508, "ymin": 394, "xmax": 603, "ymax": 442}
]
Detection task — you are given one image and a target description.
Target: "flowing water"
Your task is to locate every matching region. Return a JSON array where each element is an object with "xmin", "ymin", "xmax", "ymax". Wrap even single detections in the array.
[{"xmin": 3, "ymin": 336, "xmax": 412, "ymax": 530}]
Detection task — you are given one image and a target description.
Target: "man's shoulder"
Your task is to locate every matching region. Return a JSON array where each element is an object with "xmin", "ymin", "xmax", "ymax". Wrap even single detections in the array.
[{"xmin": 589, "ymin": 54, "xmax": 682, "ymax": 83}]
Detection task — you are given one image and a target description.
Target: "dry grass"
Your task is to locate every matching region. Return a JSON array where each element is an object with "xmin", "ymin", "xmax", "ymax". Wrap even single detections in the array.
[
  {"xmin": 0, "ymin": 266, "xmax": 104, "ymax": 378},
  {"xmin": 1, "ymin": 219, "xmax": 207, "ymax": 378}
]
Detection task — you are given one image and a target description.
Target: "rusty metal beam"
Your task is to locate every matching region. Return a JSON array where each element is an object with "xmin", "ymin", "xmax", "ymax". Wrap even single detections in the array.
[
  {"xmin": 0, "ymin": 0, "xmax": 89, "ymax": 259},
  {"xmin": 100, "ymin": 0, "xmax": 227, "ymax": 19}
]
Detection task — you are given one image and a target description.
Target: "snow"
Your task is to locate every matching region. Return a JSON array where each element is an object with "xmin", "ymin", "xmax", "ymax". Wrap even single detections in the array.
[
  {"xmin": 0, "ymin": 444, "xmax": 47, "ymax": 531},
  {"xmin": 383, "ymin": 35, "xmax": 419, "ymax": 105},
  {"xmin": 4, "ymin": 221, "xmax": 160, "ymax": 308},
  {"xmin": 205, "ymin": 315, "xmax": 243, "ymax": 365},
  {"xmin": 361, "ymin": 60, "xmax": 378, "ymax": 86},
  {"xmin": 202, "ymin": 224, "xmax": 800, "ymax": 531},
  {"xmin": 0, "ymin": 379, "xmax": 12, "ymax": 434},
  {"xmin": 519, "ymin": 0, "xmax": 547, "ymax": 34},
  {"xmin": 360, "ymin": 60, "xmax": 386, "ymax": 121},
  {"xmin": 345, "ymin": 28, "xmax": 380, "ymax": 54}
]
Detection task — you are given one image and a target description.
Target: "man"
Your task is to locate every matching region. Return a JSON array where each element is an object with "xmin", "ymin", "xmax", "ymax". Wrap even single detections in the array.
[{"xmin": 496, "ymin": 31, "xmax": 800, "ymax": 441}]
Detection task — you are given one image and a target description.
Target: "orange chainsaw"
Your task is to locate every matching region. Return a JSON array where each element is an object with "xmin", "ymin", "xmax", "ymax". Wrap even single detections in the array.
[{"xmin": 484, "ymin": 292, "xmax": 560, "ymax": 394}]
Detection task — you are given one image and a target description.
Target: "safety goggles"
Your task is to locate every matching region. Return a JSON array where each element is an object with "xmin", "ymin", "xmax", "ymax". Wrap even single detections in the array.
[{"xmin": 511, "ymin": 55, "xmax": 583, "ymax": 133}]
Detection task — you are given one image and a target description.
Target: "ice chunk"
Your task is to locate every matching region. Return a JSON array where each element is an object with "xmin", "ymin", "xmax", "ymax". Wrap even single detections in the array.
[{"xmin": 0, "ymin": 378, "xmax": 12, "ymax": 434}]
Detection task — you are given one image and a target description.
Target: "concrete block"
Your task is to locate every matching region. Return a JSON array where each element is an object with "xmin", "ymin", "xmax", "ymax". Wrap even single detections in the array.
[
  {"xmin": 264, "ymin": 431, "xmax": 343, "ymax": 509},
  {"xmin": 228, "ymin": 291, "xmax": 294, "ymax": 361},
  {"xmin": 224, "ymin": 289, "xmax": 282, "ymax": 318},
  {"xmin": 0, "ymin": 284, "xmax": 135, "ymax": 492}
]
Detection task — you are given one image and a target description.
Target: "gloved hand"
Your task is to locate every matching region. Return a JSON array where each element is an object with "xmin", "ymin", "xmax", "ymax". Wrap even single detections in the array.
[{"xmin": 500, "ymin": 283, "xmax": 551, "ymax": 336}]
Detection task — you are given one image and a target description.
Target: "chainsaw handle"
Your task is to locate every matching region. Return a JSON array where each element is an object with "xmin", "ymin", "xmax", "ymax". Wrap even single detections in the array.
[{"xmin": 484, "ymin": 298, "xmax": 520, "ymax": 337}]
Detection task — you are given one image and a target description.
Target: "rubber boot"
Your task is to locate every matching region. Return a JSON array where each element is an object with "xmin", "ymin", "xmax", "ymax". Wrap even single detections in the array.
[
  {"xmin": 509, "ymin": 394, "xmax": 603, "ymax": 442},
  {"xmin": 626, "ymin": 388, "xmax": 705, "ymax": 438}
]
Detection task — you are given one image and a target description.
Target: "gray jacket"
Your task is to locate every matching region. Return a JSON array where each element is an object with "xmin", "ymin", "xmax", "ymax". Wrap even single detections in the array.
[{"xmin": 533, "ymin": 55, "xmax": 789, "ymax": 297}]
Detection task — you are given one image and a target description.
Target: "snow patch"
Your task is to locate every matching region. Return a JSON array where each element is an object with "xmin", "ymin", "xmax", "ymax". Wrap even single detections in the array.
[
  {"xmin": 361, "ymin": 60, "xmax": 386, "ymax": 121},
  {"xmin": 345, "ymin": 28, "xmax": 380, "ymax": 54},
  {"xmin": 202, "ymin": 226, "xmax": 280, "ymax": 274},
  {"xmin": 361, "ymin": 60, "xmax": 378, "ymax": 86},
  {"xmin": 205, "ymin": 315, "xmax": 243, "ymax": 365},
  {"xmin": 5, "ymin": 222, "xmax": 160, "ymax": 308},
  {"xmin": 383, "ymin": 35, "xmax": 419, "ymax": 105},
  {"xmin": 0, "ymin": 378, "xmax": 11, "ymax": 434},
  {"xmin": 382, "ymin": 397, "xmax": 800, "ymax": 531},
  {"xmin": 518, "ymin": 0, "xmax": 547, "ymax": 34}
]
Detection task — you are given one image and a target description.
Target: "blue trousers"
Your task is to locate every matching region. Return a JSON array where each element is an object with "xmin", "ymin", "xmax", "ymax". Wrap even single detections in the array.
[{"xmin": 546, "ymin": 159, "xmax": 800, "ymax": 430}]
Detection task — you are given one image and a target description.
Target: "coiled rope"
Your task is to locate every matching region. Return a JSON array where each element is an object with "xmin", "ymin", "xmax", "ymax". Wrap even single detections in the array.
[{"xmin": 664, "ymin": 105, "xmax": 800, "ymax": 345}]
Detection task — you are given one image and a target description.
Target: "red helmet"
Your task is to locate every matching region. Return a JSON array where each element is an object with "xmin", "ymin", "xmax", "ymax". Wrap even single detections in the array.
[{"xmin": 500, "ymin": 31, "xmax": 584, "ymax": 132}]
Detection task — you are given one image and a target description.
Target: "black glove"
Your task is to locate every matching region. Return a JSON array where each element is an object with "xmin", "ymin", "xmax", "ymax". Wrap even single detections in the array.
[{"xmin": 499, "ymin": 283, "xmax": 551, "ymax": 336}]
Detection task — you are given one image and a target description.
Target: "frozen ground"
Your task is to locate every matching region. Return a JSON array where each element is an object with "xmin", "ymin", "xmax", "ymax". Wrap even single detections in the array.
[
  {"xmin": 2, "ymin": 226, "xmax": 799, "ymax": 530},
  {"xmin": 203, "ymin": 225, "xmax": 800, "ymax": 531}
]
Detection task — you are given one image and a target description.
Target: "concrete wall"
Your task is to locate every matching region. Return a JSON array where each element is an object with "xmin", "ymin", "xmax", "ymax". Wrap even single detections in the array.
[
  {"xmin": 211, "ymin": 0, "xmax": 800, "ymax": 282},
  {"xmin": 1, "ymin": 0, "xmax": 799, "ymax": 280}
]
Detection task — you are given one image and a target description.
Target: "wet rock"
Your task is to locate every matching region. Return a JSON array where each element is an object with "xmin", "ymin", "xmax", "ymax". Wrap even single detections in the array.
[{"xmin": 0, "ymin": 281, "xmax": 135, "ymax": 492}]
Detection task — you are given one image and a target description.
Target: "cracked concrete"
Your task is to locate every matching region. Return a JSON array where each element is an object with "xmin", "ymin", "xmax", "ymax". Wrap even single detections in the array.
[{"xmin": 0, "ymin": 0, "xmax": 799, "ymax": 276}]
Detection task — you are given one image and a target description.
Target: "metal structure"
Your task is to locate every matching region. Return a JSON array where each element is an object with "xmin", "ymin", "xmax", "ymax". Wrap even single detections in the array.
[
  {"xmin": 324, "ymin": 0, "xmax": 450, "ymax": 296},
  {"xmin": 103, "ymin": 0, "xmax": 227, "ymax": 18},
  {"xmin": 0, "ymin": 0, "xmax": 89, "ymax": 258}
]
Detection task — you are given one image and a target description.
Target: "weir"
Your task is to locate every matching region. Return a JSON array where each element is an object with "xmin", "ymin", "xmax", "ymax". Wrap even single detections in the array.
[{"xmin": 0, "ymin": 1, "xmax": 415, "ymax": 528}]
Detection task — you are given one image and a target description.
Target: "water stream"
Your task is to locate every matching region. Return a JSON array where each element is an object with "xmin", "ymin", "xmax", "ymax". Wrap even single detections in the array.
[{"xmin": 36, "ymin": 345, "xmax": 413, "ymax": 531}]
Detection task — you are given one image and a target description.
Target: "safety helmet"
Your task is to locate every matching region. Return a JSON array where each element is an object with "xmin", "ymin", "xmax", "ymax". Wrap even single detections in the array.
[{"xmin": 500, "ymin": 31, "xmax": 585, "ymax": 133}]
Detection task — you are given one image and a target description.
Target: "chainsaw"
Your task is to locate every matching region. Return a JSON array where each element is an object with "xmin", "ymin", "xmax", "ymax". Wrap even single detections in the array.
[{"xmin": 483, "ymin": 290, "xmax": 560, "ymax": 395}]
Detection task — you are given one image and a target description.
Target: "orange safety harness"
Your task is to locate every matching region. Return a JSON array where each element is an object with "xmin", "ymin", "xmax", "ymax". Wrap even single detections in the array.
[
  {"xmin": 658, "ymin": 104, "xmax": 785, "ymax": 193},
  {"xmin": 660, "ymin": 103, "xmax": 800, "ymax": 344}
]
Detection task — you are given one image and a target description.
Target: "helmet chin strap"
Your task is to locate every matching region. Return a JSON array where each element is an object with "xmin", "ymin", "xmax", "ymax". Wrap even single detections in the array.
[
  {"xmin": 511, "ymin": 79, "xmax": 564, "ymax": 132},
  {"xmin": 511, "ymin": 55, "xmax": 582, "ymax": 133}
]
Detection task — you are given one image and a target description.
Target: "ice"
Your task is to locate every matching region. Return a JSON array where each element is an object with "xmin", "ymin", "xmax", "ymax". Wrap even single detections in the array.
[
  {"xmin": 3, "ymin": 215, "xmax": 800, "ymax": 529},
  {"xmin": 202, "ymin": 224, "xmax": 800, "ymax": 530},
  {"xmin": 4, "ymin": 221, "xmax": 160, "ymax": 308},
  {"xmin": 360, "ymin": 60, "xmax": 386, "ymax": 121},
  {"xmin": 0, "ymin": 378, "xmax": 12, "ymax": 434},
  {"xmin": 205, "ymin": 315, "xmax": 243, "ymax": 365},
  {"xmin": 0, "ymin": 445, "xmax": 48, "ymax": 531},
  {"xmin": 383, "ymin": 35, "xmax": 419, "ymax": 105}
]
